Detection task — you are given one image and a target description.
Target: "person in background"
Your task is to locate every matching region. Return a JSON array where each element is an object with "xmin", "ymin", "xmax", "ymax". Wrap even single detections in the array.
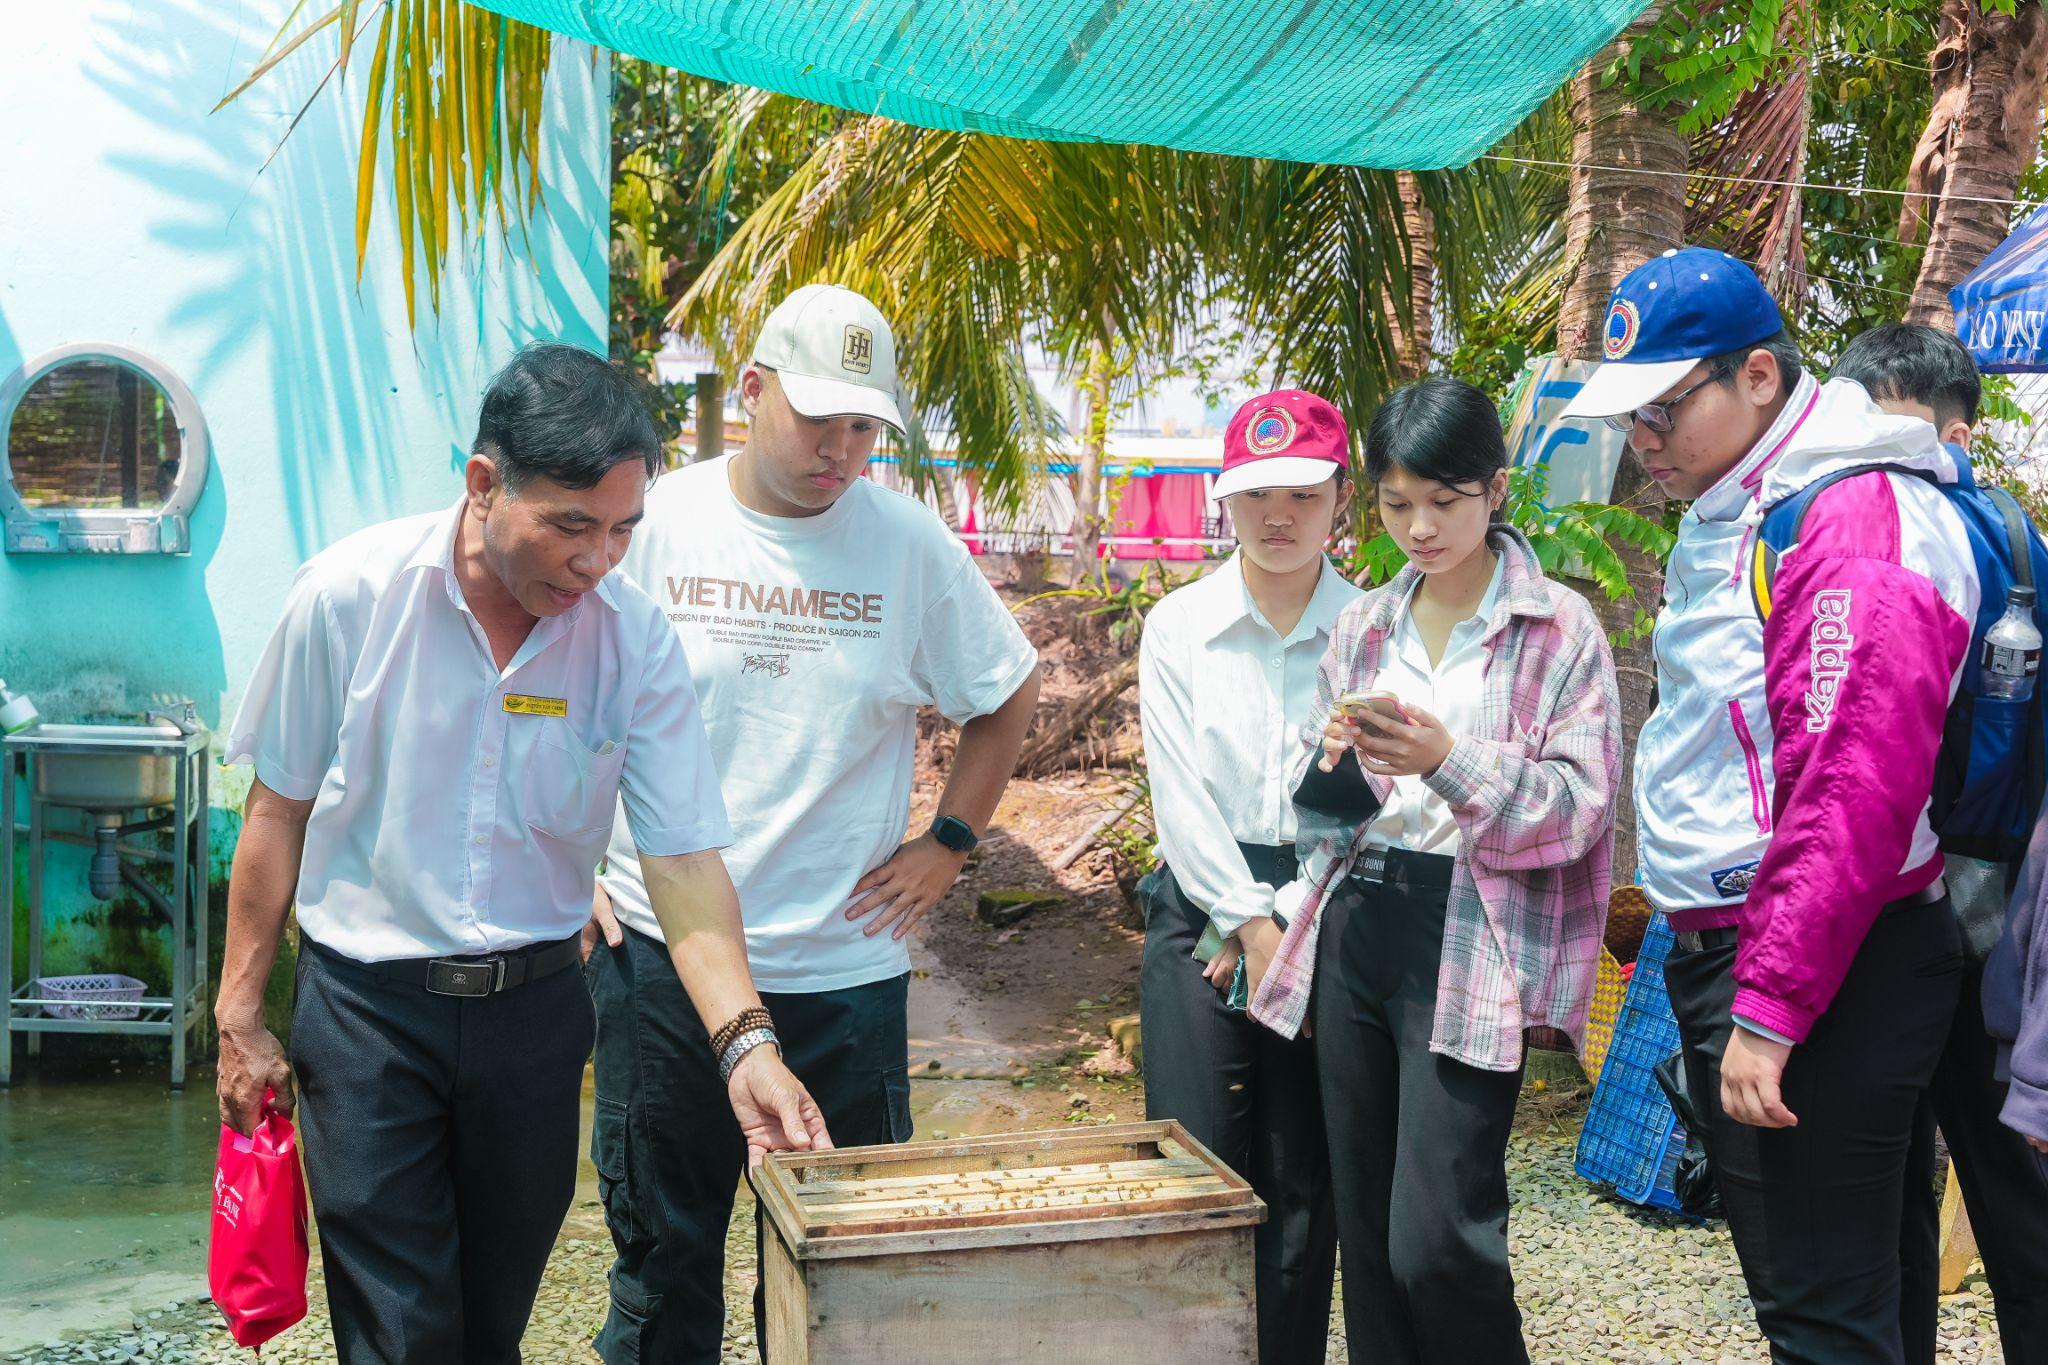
[
  {"xmin": 1562, "ymin": 249, "xmax": 1978, "ymax": 1363},
  {"xmin": 1835, "ymin": 321, "xmax": 2048, "ymax": 1363},
  {"xmin": 1137, "ymin": 388, "xmax": 1355, "ymax": 1364},
  {"xmin": 214, "ymin": 344, "xmax": 826, "ymax": 1364},
  {"xmin": 1990, "ymin": 772, "xmax": 2048, "ymax": 1170},
  {"xmin": 1250, "ymin": 376, "xmax": 1622, "ymax": 1365},
  {"xmin": 583, "ymin": 285, "xmax": 1041, "ymax": 1363}
]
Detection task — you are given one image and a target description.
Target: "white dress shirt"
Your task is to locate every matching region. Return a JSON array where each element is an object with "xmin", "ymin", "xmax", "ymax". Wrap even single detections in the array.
[
  {"xmin": 1139, "ymin": 553, "xmax": 1364, "ymax": 942},
  {"xmin": 1361, "ymin": 552, "xmax": 1504, "ymax": 855},
  {"xmin": 224, "ymin": 498, "xmax": 733, "ymax": 962}
]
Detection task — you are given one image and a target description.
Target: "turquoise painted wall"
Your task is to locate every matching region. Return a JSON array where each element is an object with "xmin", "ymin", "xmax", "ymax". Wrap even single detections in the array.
[{"xmin": 0, "ymin": 1, "xmax": 612, "ymax": 974}]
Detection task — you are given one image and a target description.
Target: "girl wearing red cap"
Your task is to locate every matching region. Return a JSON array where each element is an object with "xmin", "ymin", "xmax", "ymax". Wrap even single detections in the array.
[
  {"xmin": 1250, "ymin": 377, "xmax": 1621, "ymax": 1363},
  {"xmin": 1137, "ymin": 387, "xmax": 1360, "ymax": 1363}
]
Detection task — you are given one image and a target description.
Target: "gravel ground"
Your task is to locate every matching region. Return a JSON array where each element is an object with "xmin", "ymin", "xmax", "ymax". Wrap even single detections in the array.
[
  {"xmin": 9, "ymin": 1116, "xmax": 2005, "ymax": 1364},
  {"xmin": 4, "ymin": 763, "xmax": 2006, "ymax": 1363}
]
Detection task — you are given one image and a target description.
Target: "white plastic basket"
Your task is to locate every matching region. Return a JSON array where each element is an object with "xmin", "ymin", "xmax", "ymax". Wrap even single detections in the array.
[{"xmin": 34, "ymin": 973, "xmax": 146, "ymax": 1021}]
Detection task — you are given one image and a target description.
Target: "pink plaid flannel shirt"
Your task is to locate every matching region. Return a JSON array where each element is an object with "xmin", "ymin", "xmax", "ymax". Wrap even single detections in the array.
[{"xmin": 1250, "ymin": 528, "xmax": 1621, "ymax": 1072}]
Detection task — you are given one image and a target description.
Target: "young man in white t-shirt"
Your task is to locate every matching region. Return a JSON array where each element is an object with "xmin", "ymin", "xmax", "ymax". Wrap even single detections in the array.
[{"xmin": 585, "ymin": 285, "xmax": 1041, "ymax": 1362}]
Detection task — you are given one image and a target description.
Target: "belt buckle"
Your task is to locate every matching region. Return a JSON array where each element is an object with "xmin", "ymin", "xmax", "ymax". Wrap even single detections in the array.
[
  {"xmin": 426, "ymin": 956, "xmax": 505, "ymax": 997},
  {"xmin": 1674, "ymin": 931, "xmax": 1702, "ymax": 953}
]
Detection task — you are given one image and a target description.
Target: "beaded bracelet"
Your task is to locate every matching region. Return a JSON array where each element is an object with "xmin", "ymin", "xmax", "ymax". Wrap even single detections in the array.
[
  {"xmin": 710, "ymin": 1006, "xmax": 774, "ymax": 1058},
  {"xmin": 718, "ymin": 1026, "xmax": 779, "ymax": 1085}
]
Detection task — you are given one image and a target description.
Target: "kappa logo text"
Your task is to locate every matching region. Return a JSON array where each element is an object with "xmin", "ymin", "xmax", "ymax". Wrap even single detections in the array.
[{"xmin": 1806, "ymin": 589, "xmax": 1853, "ymax": 732}]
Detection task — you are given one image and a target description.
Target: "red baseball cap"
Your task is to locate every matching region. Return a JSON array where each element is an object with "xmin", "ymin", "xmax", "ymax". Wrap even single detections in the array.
[{"xmin": 1210, "ymin": 388, "xmax": 1350, "ymax": 502}]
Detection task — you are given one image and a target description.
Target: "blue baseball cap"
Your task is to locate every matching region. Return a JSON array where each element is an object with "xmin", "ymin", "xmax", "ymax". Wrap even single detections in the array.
[{"xmin": 1560, "ymin": 247, "xmax": 1785, "ymax": 419}]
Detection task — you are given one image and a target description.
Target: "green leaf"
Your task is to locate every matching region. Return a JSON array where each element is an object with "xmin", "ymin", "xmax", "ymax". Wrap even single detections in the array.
[{"xmin": 223, "ymin": 0, "xmax": 552, "ymax": 327}]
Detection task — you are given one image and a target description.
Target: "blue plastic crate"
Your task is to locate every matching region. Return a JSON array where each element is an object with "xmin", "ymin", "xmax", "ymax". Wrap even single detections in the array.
[{"xmin": 1574, "ymin": 912, "xmax": 1690, "ymax": 1211}]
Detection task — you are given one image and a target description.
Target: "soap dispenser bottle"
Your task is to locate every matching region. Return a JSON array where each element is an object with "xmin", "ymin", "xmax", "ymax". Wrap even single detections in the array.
[{"xmin": 0, "ymin": 679, "xmax": 41, "ymax": 736}]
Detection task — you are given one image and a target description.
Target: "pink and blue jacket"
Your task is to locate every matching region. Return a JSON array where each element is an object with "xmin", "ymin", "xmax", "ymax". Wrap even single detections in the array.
[{"xmin": 1637, "ymin": 375, "xmax": 1979, "ymax": 1042}]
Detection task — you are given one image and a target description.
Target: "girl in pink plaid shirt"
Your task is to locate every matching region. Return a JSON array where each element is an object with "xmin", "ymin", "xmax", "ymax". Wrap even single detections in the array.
[{"xmin": 1249, "ymin": 377, "xmax": 1621, "ymax": 1363}]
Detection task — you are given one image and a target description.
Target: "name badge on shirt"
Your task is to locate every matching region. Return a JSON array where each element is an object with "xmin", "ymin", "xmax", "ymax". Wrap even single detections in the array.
[{"xmin": 502, "ymin": 693, "xmax": 568, "ymax": 717}]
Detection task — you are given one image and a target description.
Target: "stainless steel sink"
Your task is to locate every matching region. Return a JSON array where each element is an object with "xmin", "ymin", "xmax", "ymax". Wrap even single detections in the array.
[{"xmin": 26, "ymin": 722, "xmax": 189, "ymax": 812}]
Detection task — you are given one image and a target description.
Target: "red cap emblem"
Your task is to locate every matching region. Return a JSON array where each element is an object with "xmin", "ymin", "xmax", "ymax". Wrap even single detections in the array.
[{"xmin": 1245, "ymin": 406, "xmax": 1297, "ymax": 454}]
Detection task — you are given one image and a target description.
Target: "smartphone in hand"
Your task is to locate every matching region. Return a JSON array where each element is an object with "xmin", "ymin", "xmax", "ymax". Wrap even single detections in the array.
[{"xmin": 1336, "ymin": 690, "xmax": 1409, "ymax": 732}]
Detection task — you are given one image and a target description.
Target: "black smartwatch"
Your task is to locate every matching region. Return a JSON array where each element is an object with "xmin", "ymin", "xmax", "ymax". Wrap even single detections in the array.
[{"xmin": 929, "ymin": 814, "xmax": 979, "ymax": 853}]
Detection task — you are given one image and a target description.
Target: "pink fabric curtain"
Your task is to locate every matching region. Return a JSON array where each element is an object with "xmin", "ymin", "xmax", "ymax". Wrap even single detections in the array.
[
  {"xmin": 957, "ymin": 475, "xmax": 983, "ymax": 554},
  {"xmin": 1109, "ymin": 473, "xmax": 1209, "ymax": 561}
]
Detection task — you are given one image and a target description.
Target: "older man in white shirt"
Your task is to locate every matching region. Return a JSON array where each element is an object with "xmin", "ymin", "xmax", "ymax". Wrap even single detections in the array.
[{"xmin": 213, "ymin": 344, "xmax": 827, "ymax": 1365}]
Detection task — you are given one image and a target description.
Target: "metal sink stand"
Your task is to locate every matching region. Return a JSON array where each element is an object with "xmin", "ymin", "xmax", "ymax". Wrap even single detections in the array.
[{"xmin": 2, "ymin": 727, "xmax": 211, "ymax": 1088}]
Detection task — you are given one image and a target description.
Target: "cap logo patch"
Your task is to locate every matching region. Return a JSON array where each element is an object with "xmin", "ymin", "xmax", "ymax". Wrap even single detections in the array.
[
  {"xmin": 1604, "ymin": 298, "xmax": 1641, "ymax": 359},
  {"xmin": 1246, "ymin": 406, "xmax": 1297, "ymax": 454},
  {"xmin": 841, "ymin": 324, "xmax": 874, "ymax": 375}
]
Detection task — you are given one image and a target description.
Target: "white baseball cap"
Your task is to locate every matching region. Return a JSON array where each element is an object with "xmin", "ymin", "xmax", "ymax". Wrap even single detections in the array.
[{"xmin": 750, "ymin": 284, "xmax": 905, "ymax": 431}]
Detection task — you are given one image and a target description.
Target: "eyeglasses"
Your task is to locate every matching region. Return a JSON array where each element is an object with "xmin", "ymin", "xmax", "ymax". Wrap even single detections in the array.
[{"xmin": 1604, "ymin": 374, "xmax": 1714, "ymax": 434}]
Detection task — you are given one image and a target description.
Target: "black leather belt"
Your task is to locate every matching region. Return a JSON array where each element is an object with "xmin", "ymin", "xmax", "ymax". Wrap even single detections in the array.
[
  {"xmin": 1672, "ymin": 926, "xmax": 1740, "ymax": 954},
  {"xmin": 1673, "ymin": 876, "xmax": 1947, "ymax": 954},
  {"xmin": 308, "ymin": 936, "xmax": 582, "ymax": 996}
]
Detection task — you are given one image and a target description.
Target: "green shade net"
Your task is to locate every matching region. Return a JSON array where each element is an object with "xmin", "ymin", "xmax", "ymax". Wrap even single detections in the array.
[{"xmin": 475, "ymin": 0, "xmax": 1649, "ymax": 168}]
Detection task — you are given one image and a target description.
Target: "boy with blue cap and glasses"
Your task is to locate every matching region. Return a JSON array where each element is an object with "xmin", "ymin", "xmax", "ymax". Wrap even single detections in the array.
[{"xmin": 1564, "ymin": 250, "xmax": 1978, "ymax": 1362}]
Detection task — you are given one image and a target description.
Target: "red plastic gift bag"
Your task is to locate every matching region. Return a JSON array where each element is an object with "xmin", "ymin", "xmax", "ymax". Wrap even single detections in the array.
[{"xmin": 208, "ymin": 1096, "xmax": 310, "ymax": 1349}]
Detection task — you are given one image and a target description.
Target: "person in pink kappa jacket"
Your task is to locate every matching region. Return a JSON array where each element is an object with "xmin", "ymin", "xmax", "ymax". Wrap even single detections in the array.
[{"xmin": 1563, "ymin": 250, "xmax": 1978, "ymax": 1364}]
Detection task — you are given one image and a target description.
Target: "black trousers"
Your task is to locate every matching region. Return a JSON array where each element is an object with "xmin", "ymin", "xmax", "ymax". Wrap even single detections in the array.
[
  {"xmin": 1140, "ymin": 845, "xmax": 1338, "ymax": 1365},
  {"xmin": 1664, "ymin": 899, "xmax": 1963, "ymax": 1365},
  {"xmin": 1899, "ymin": 953, "xmax": 2048, "ymax": 1364},
  {"xmin": 587, "ymin": 925, "xmax": 911, "ymax": 1365},
  {"xmin": 290, "ymin": 938, "xmax": 594, "ymax": 1365},
  {"xmin": 1312, "ymin": 854, "xmax": 1528, "ymax": 1365}
]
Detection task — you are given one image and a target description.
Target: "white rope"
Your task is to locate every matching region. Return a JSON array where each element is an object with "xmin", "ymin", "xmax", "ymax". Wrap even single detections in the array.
[
  {"xmin": 956, "ymin": 531, "xmax": 1231, "ymax": 550},
  {"xmin": 1483, "ymin": 153, "xmax": 2046, "ymax": 213}
]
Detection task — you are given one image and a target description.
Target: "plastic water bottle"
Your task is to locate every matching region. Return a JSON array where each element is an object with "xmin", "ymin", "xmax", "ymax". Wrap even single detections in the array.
[
  {"xmin": 1982, "ymin": 586, "xmax": 2043, "ymax": 702},
  {"xmin": 0, "ymin": 678, "xmax": 39, "ymax": 735}
]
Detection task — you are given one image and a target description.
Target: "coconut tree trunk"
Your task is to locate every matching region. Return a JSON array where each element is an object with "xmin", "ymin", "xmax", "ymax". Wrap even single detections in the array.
[
  {"xmin": 1902, "ymin": 0, "xmax": 2048, "ymax": 328},
  {"xmin": 1069, "ymin": 336, "xmax": 1113, "ymax": 585},
  {"xmin": 1558, "ymin": 7, "xmax": 1690, "ymax": 361},
  {"xmin": 1557, "ymin": 2, "xmax": 1688, "ymax": 888},
  {"xmin": 1387, "ymin": 171, "xmax": 1437, "ymax": 379}
]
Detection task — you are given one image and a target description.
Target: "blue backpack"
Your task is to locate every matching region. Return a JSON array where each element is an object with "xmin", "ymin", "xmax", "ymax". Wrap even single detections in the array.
[{"xmin": 1749, "ymin": 450, "xmax": 2048, "ymax": 864}]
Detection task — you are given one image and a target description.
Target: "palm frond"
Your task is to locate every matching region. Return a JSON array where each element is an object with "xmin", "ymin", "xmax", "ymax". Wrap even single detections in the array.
[
  {"xmin": 666, "ymin": 122, "xmax": 1231, "ymax": 511},
  {"xmin": 219, "ymin": 0, "xmax": 554, "ymax": 327},
  {"xmin": 667, "ymin": 120, "xmax": 1074, "ymax": 509},
  {"xmin": 1681, "ymin": 0, "xmax": 1813, "ymax": 305},
  {"xmin": 1222, "ymin": 160, "xmax": 1415, "ymax": 441},
  {"xmin": 1420, "ymin": 90, "xmax": 1575, "ymax": 348}
]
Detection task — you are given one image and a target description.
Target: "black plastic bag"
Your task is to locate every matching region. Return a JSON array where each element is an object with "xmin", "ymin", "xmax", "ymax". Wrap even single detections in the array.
[{"xmin": 1653, "ymin": 1050, "xmax": 1724, "ymax": 1219}]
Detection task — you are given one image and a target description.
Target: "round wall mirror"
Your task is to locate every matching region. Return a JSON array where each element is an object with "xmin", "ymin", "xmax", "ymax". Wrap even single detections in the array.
[{"xmin": 0, "ymin": 344, "xmax": 209, "ymax": 554}]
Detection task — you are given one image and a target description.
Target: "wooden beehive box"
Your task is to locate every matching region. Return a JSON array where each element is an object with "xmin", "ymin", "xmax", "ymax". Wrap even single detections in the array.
[{"xmin": 751, "ymin": 1119, "xmax": 1265, "ymax": 1363}]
